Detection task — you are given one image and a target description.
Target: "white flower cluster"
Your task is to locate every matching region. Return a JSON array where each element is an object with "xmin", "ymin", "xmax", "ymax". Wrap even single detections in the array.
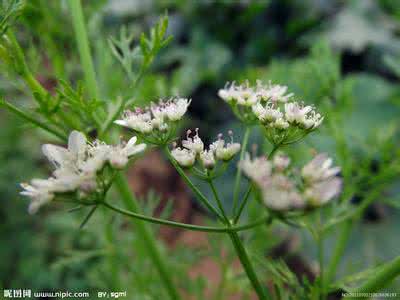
[
  {"xmin": 218, "ymin": 80, "xmax": 293, "ymax": 106},
  {"xmin": 171, "ymin": 129, "xmax": 241, "ymax": 169},
  {"xmin": 218, "ymin": 80, "xmax": 324, "ymax": 145},
  {"xmin": 20, "ymin": 131, "xmax": 146, "ymax": 214},
  {"xmin": 115, "ymin": 98, "xmax": 191, "ymax": 143},
  {"xmin": 239, "ymin": 152, "xmax": 342, "ymax": 211}
]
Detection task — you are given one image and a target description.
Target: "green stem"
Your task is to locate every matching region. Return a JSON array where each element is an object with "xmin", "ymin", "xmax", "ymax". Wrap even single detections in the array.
[
  {"xmin": 113, "ymin": 173, "xmax": 181, "ymax": 300},
  {"xmin": 268, "ymin": 143, "xmax": 281, "ymax": 159},
  {"xmin": 232, "ymin": 127, "xmax": 251, "ymax": 216},
  {"xmin": 6, "ymin": 31, "xmax": 49, "ymax": 99},
  {"xmin": 68, "ymin": 0, "xmax": 99, "ymax": 101},
  {"xmin": 228, "ymin": 231, "xmax": 270, "ymax": 300},
  {"xmin": 102, "ymin": 200, "xmax": 270, "ymax": 233},
  {"xmin": 164, "ymin": 147, "xmax": 226, "ymax": 223},
  {"xmin": 208, "ymin": 178, "xmax": 230, "ymax": 224},
  {"xmin": 24, "ymin": 72, "xmax": 49, "ymax": 99},
  {"xmin": 1, "ymin": 99, "xmax": 67, "ymax": 140},
  {"xmin": 325, "ymin": 219, "xmax": 352, "ymax": 287},
  {"xmin": 234, "ymin": 184, "xmax": 253, "ymax": 224},
  {"xmin": 324, "ymin": 188, "xmax": 382, "ymax": 285},
  {"xmin": 348, "ymin": 255, "xmax": 400, "ymax": 299},
  {"xmin": 317, "ymin": 224, "xmax": 325, "ymax": 299}
]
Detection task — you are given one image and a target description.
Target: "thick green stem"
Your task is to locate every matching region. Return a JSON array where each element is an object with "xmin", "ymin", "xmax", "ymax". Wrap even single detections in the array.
[
  {"xmin": 348, "ymin": 255, "xmax": 400, "ymax": 299},
  {"xmin": 232, "ymin": 127, "xmax": 251, "ymax": 216},
  {"xmin": 68, "ymin": 0, "xmax": 99, "ymax": 101},
  {"xmin": 228, "ymin": 231, "xmax": 270, "ymax": 300},
  {"xmin": 113, "ymin": 173, "xmax": 181, "ymax": 300}
]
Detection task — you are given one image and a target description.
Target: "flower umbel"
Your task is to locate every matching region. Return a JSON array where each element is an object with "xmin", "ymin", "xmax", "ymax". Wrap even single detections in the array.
[
  {"xmin": 20, "ymin": 131, "xmax": 146, "ymax": 213},
  {"xmin": 239, "ymin": 152, "xmax": 342, "ymax": 211},
  {"xmin": 219, "ymin": 80, "xmax": 324, "ymax": 145},
  {"xmin": 171, "ymin": 129, "xmax": 241, "ymax": 175},
  {"xmin": 115, "ymin": 97, "xmax": 191, "ymax": 145}
]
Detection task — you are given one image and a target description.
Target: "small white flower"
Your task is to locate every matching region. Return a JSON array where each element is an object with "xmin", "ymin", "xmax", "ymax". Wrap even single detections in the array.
[
  {"xmin": 261, "ymin": 174, "xmax": 305, "ymax": 211},
  {"xmin": 252, "ymin": 102, "xmax": 266, "ymax": 119},
  {"xmin": 171, "ymin": 147, "xmax": 196, "ymax": 168},
  {"xmin": 21, "ymin": 131, "xmax": 147, "ymax": 213},
  {"xmin": 42, "ymin": 130, "xmax": 87, "ymax": 171},
  {"xmin": 200, "ymin": 149, "xmax": 216, "ymax": 169},
  {"xmin": 302, "ymin": 153, "xmax": 341, "ymax": 183},
  {"xmin": 256, "ymin": 80, "xmax": 293, "ymax": 103},
  {"xmin": 302, "ymin": 111, "xmax": 324, "ymax": 129},
  {"xmin": 114, "ymin": 110, "xmax": 153, "ymax": 134},
  {"xmin": 182, "ymin": 129, "xmax": 204, "ymax": 154},
  {"xmin": 284, "ymin": 102, "xmax": 313, "ymax": 124},
  {"xmin": 236, "ymin": 86, "xmax": 258, "ymax": 107},
  {"xmin": 241, "ymin": 155, "xmax": 306, "ymax": 211},
  {"xmin": 273, "ymin": 152, "xmax": 290, "ymax": 171},
  {"xmin": 273, "ymin": 118, "xmax": 290, "ymax": 129},
  {"xmin": 56, "ymin": 173, "xmax": 97, "ymax": 192},
  {"xmin": 252, "ymin": 103, "xmax": 282, "ymax": 123},
  {"xmin": 82, "ymin": 142, "xmax": 110, "ymax": 174},
  {"xmin": 239, "ymin": 153, "xmax": 272, "ymax": 185},
  {"xmin": 108, "ymin": 136, "xmax": 146, "ymax": 169},
  {"xmin": 211, "ymin": 132, "xmax": 241, "ymax": 161},
  {"xmin": 165, "ymin": 98, "xmax": 191, "ymax": 121},
  {"xmin": 20, "ymin": 179, "xmax": 55, "ymax": 214},
  {"xmin": 218, "ymin": 82, "xmax": 239, "ymax": 103},
  {"xmin": 218, "ymin": 82, "xmax": 257, "ymax": 106},
  {"xmin": 305, "ymin": 177, "xmax": 342, "ymax": 206},
  {"xmin": 150, "ymin": 103, "xmax": 167, "ymax": 120}
]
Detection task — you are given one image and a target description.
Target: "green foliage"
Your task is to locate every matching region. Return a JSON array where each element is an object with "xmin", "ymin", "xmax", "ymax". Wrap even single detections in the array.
[
  {"xmin": 109, "ymin": 13, "xmax": 172, "ymax": 84},
  {"xmin": 0, "ymin": 0, "xmax": 24, "ymax": 35},
  {"xmin": 1, "ymin": 0, "xmax": 400, "ymax": 299}
]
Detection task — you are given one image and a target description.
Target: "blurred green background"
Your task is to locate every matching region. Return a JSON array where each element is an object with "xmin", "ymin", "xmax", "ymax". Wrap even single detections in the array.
[{"xmin": 1, "ymin": 0, "xmax": 400, "ymax": 299}]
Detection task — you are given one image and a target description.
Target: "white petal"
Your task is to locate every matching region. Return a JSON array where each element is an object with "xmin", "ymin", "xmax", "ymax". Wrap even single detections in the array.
[
  {"xmin": 114, "ymin": 119, "xmax": 128, "ymax": 127},
  {"xmin": 126, "ymin": 143, "xmax": 146, "ymax": 156},
  {"xmin": 42, "ymin": 144, "xmax": 69, "ymax": 166},
  {"xmin": 126, "ymin": 136, "xmax": 138, "ymax": 148},
  {"xmin": 68, "ymin": 131, "xmax": 87, "ymax": 156}
]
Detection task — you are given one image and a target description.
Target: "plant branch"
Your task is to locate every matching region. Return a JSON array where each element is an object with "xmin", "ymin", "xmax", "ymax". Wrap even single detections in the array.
[
  {"xmin": 234, "ymin": 184, "xmax": 253, "ymax": 224},
  {"xmin": 68, "ymin": 0, "xmax": 99, "ymax": 101},
  {"xmin": 268, "ymin": 142, "xmax": 281, "ymax": 159},
  {"xmin": 164, "ymin": 147, "xmax": 226, "ymax": 223},
  {"xmin": 228, "ymin": 231, "xmax": 270, "ymax": 300},
  {"xmin": 232, "ymin": 127, "xmax": 251, "ymax": 216},
  {"xmin": 102, "ymin": 200, "xmax": 270, "ymax": 233},
  {"xmin": 208, "ymin": 177, "xmax": 230, "ymax": 224},
  {"xmin": 1, "ymin": 99, "xmax": 67, "ymax": 140}
]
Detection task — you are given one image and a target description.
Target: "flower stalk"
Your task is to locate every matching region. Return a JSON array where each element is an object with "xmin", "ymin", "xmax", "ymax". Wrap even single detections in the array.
[
  {"xmin": 228, "ymin": 231, "xmax": 270, "ymax": 300},
  {"xmin": 67, "ymin": 0, "xmax": 99, "ymax": 101},
  {"xmin": 232, "ymin": 127, "xmax": 251, "ymax": 216}
]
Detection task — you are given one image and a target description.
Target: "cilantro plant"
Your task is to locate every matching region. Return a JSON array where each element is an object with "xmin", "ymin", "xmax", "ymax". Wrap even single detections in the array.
[{"xmin": 1, "ymin": 1, "xmax": 400, "ymax": 299}]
